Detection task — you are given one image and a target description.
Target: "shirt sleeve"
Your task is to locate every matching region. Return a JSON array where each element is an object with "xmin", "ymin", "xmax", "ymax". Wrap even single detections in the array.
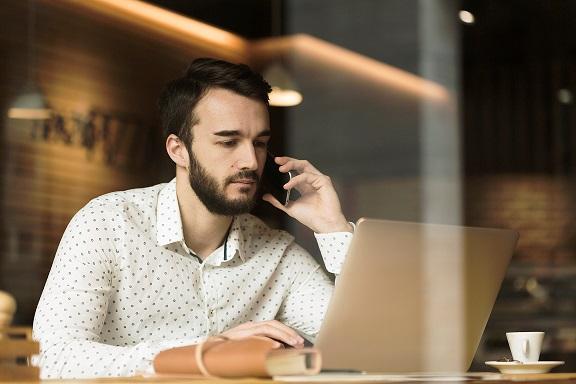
[
  {"xmin": 275, "ymin": 242, "xmax": 333, "ymax": 339},
  {"xmin": 276, "ymin": 224, "xmax": 354, "ymax": 338},
  {"xmin": 314, "ymin": 224, "xmax": 354, "ymax": 274},
  {"xmin": 32, "ymin": 205, "xmax": 201, "ymax": 379}
]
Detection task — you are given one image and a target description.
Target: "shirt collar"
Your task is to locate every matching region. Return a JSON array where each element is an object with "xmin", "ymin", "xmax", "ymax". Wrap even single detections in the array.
[
  {"xmin": 156, "ymin": 179, "xmax": 184, "ymax": 246},
  {"xmin": 155, "ymin": 179, "xmax": 246, "ymax": 263},
  {"xmin": 223, "ymin": 216, "xmax": 246, "ymax": 263}
]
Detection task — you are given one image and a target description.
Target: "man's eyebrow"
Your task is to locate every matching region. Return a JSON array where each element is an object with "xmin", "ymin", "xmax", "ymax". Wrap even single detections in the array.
[{"xmin": 212, "ymin": 130, "xmax": 272, "ymax": 138}]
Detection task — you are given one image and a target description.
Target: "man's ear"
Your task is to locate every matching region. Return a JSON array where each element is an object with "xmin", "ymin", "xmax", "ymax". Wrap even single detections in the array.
[{"xmin": 166, "ymin": 134, "xmax": 189, "ymax": 167}]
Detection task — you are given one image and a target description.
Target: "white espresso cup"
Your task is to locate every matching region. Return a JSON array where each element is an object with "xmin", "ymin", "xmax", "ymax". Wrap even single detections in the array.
[{"xmin": 506, "ymin": 332, "xmax": 544, "ymax": 363}]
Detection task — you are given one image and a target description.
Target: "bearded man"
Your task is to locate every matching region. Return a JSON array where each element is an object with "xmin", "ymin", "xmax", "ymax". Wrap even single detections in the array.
[{"xmin": 33, "ymin": 58, "xmax": 353, "ymax": 379}]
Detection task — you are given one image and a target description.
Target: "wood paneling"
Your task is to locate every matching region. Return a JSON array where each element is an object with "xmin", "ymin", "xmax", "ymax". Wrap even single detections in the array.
[{"xmin": 0, "ymin": 0, "xmax": 204, "ymax": 325}]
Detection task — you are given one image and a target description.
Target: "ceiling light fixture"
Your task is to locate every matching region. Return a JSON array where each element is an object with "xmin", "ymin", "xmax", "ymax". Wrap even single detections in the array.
[
  {"xmin": 458, "ymin": 10, "xmax": 475, "ymax": 24},
  {"xmin": 558, "ymin": 89, "xmax": 573, "ymax": 105},
  {"xmin": 8, "ymin": 0, "xmax": 51, "ymax": 120},
  {"xmin": 263, "ymin": 0, "xmax": 302, "ymax": 107},
  {"xmin": 263, "ymin": 62, "xmax": 303, "ymax": 107}
]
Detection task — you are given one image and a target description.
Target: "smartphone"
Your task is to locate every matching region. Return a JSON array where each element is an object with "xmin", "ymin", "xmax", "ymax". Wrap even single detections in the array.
[{"xmin": 262, "ymin": 152, "xmax": 293, "ymax": 205}]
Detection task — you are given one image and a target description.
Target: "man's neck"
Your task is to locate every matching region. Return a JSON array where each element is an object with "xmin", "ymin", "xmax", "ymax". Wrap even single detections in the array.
[{"xmin": 175, "ymin": 176, "xmax": 233, "ymax": 260}]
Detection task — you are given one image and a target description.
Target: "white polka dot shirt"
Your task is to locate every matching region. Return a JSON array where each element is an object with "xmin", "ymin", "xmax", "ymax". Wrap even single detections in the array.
[{"xmin": 33, "ymin": 179, "xmax": 352, "ymax": 379}]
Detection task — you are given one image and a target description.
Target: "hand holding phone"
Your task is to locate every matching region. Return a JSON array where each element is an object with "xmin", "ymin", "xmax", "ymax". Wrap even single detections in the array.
[{"xmin": 261, "ymin": 155, "xmax": 352, "ymax": 234}]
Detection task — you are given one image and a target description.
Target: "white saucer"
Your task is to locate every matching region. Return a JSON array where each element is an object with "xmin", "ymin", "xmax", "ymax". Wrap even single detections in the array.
[{"xmin": 485, "ymin": 361, "xmax": 565, "ymax": 374}]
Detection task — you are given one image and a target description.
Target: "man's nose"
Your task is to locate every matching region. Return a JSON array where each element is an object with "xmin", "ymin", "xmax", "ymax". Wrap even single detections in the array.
[{"xmin": 238, "ymin": 144, "xmax": 258, "ymax": 170}]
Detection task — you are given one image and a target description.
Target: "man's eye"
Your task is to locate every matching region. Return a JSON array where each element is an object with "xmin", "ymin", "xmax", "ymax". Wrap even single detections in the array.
[
  {"xmin": 254, "ymin": 141, "xmax": 268, "ymax": 148},
  {"xmin": 221, "ymin": 140, "xmax": 237, "ymax": 147}
]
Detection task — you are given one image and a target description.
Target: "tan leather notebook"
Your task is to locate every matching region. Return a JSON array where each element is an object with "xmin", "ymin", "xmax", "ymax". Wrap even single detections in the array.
[{"xmin": 153, "ymin": 336, "xmax": 321, "ymax": 378}]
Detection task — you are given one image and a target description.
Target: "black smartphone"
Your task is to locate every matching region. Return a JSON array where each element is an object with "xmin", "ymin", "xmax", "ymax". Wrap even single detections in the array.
[{"xmin": 262, "ymin": 152, "xmax": 293, "ymax": 205}]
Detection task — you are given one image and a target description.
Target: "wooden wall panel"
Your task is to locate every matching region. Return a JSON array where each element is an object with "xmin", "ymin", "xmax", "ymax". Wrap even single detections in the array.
[{"xmin": 0, "ymin": 0, "xmax": 208, "ymax": 324}]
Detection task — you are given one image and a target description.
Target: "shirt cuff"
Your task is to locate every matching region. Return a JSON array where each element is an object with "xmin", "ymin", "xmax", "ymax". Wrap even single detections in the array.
[{"xmin": 314, "ymin": 222, "xmax": 355, "ymax": 274}]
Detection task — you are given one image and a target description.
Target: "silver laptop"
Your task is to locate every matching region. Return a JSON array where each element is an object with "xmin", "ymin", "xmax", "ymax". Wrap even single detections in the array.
[{"xmin": 315, "ymin": 218, "xmax": 518, "ymax": 373}]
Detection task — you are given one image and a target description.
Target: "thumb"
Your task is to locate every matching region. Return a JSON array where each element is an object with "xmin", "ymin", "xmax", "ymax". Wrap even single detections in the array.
[{"xmin": 262, "ymin": 193, "xmax": 289, "ymax": 213}]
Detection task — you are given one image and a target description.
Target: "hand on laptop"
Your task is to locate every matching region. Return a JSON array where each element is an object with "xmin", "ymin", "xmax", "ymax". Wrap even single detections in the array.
[
  {"xmin": 220, "ymin": 320, "xmax": 305, "ymax": 348},
  {"xmin": 262, "ymin": 156, "xmax": 353, "ymax": 234}
]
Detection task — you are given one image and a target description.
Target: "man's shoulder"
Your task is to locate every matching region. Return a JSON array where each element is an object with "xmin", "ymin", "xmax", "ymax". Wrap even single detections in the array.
[{"xmin": 83, "ymin": 182, "xmax": 167, "ymax": 215}]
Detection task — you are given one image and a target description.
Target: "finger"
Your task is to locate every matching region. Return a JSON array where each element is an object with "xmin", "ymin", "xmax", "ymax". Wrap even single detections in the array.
[
  {"xmin": 222, "ymin": 320, "xmax": 305, "ymax": 347},
  {"xmin": 275, "ymin": 157, "xmax": 321, "ymax": 175},
  {"xmin": 265, "ymin": 320, "xmax": 305, "ymax": 343},
  {"xmin": 252, "ymin": 336, "xmax": 283, "ymax": 349},
  {"xmin": 257, "ymin": 324, "xmax": 304, "ymax": 347},
  {"xmin": 222, "ymin": 331, "xmax": 282, "ymax": 349},
  {"xmin": 240, "ymin": 320, "xmax": 304, "ymax": 346},
  {"xmin": 251, "ymin": 320, "xmax": 304, "ymax": 348},
  {"xmin": 283, "ymin": 172, "xmax": 330, "ymax": 194},
  {"xmin": 229, "ymin": 324, "xmax": 303, "ymax": 347},
  {"xmin": 262, "ymin": 193, "xmax": 288, "ymax": 213}
]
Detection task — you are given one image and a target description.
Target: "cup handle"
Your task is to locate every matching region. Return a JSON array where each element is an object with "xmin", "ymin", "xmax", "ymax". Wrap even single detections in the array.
[{"xmin": 523, "ymin": 339, "xmax": 529, "ymax": 357}]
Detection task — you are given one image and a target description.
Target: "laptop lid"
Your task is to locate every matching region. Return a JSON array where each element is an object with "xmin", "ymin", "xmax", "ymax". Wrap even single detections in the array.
[{"xmin": 316, "ymin": 218, "xmax": 518, "ymax": 373}]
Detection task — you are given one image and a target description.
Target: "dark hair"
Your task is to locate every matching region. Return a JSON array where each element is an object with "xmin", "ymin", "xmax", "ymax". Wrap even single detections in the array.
[{"xmin": 158, "ymin": 58, "xmax": 271, "ymax": 146}]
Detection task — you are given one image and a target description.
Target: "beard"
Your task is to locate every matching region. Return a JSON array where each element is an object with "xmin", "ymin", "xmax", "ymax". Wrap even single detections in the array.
[{"xmin": 188, "ymin": 149, "xmax": 261, "ymax": 216}]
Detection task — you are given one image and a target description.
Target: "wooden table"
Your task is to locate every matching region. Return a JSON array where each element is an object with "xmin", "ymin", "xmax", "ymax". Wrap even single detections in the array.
[{"xmin": 6, "ymin": 373, "xmax": 576, "ymax": 384}]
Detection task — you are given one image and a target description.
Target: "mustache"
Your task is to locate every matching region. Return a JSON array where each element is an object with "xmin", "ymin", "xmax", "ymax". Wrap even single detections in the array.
[{"xmin": 226, "ymin": 170, "xmax": 259, "ymax": 184}]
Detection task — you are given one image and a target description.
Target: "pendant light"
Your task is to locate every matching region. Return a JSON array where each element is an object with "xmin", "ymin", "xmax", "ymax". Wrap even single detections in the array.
[
  {"xmin": 264, "ymin": 62, "xmax": 303, "ymax": 107},
  {"xmin": 263, "ymin": 0, "xmax": 302, "ymax": 107},
  {"xmin": 8, "ymin": 0, "xmax": 51, "ymax": 120}
]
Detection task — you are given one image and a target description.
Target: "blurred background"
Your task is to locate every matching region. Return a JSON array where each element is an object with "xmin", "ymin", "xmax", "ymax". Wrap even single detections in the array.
[{"xmin": 1, "ymin": 0, "xmax": 576, "ymax": 371}]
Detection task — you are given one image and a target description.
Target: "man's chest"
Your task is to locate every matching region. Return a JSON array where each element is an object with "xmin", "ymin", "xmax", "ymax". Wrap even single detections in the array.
[{"xmin": 99, "ymin": 245, "xmax": 291, "ymax": 344}]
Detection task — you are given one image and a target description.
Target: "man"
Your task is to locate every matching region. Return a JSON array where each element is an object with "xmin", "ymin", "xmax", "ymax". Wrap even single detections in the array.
[{"xmin": 33, "ymin": 58, "xmax": 353, "ymax": 378}]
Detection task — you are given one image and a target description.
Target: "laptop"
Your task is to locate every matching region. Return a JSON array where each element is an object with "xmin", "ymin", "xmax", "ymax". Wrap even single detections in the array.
[{"xmin": 315, "ymin": 218, "xmax": 518, "ymax": 373}]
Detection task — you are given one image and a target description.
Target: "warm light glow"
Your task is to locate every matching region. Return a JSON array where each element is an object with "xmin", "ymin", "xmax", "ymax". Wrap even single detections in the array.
[
  {"xmin": 45, "ymin": 0, "xmax": 448, "ymax": 102},
  {"xmin": 558, "ymin": 89, "xmax": 573, "ymax": 104},
  {"xmin": 459, "ymin": 10, "xmax": 475, "ymax": 24},
  {"xmin": 263, "ymin": 63, "xmax": 303, "ymax": 107},
  {"xmin": 252, "ymin": 35, "xmax": 449, "ymax": 102},
  {"xmin": 8, "ymin": 84, "xmax": 52, "ymax": 120},
  {"xmin": 8, "ymin": 108, "xmax": 51, "ymax": 120},
  {"xmin": 48, "ymin": 0, "xmax": 250, "ymax": 62},
  {"xmin": 269, "ymin": 87, "xmax": 303, "ymax": 107}
]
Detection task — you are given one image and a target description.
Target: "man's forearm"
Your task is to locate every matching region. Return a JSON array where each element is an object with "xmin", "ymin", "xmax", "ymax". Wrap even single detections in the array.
[{"xmin": 36, "ymin": 337, "xmax": 202, "ymax": 379}]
